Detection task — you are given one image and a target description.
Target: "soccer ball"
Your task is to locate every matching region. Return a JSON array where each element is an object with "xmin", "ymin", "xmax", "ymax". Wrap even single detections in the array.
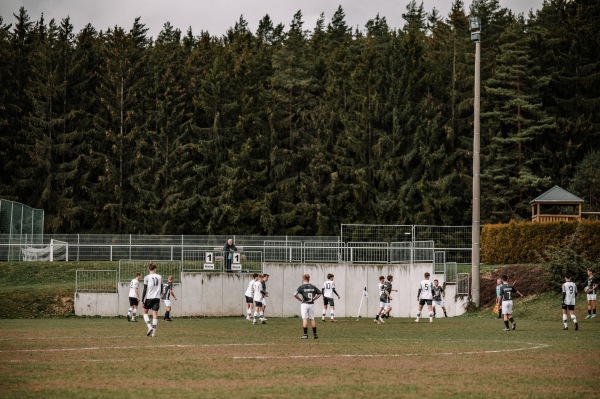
[{"xmin": 584, "ymin": 287, "xmax": 591, "ymax": 294}]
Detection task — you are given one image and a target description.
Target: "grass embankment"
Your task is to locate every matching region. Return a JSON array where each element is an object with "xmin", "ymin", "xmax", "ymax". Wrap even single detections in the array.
[
  {"xmin": 0, "ymin": 262, "xmax": 117, "ymax": 318},
  {"xmin": 0, "ymin": 261, "xmax": 583, "ymax": 320}
]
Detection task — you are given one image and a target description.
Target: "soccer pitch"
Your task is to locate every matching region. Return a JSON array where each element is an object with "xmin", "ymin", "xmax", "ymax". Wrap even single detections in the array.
[{"xmin": 1, "ymin": 316, "xmax": 599, "ymax": 398}]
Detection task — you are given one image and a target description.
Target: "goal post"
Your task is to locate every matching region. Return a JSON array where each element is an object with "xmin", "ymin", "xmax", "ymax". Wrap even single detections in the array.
[{"xmin": 22, "ymin": 239, "xmax": 69, "ymax": 261}]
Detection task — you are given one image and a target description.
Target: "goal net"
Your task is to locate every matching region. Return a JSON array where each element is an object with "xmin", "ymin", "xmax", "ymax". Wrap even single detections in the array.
[{"xmin": 22, "ymin": 239, "xmax": 69, "ymax": 261}]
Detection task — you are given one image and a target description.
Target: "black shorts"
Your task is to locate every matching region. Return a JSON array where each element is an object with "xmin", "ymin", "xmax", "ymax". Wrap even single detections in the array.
[
  {"xmin": 323, "ymin": 297, "xmax": 335, "ymax": 307},
  {"xmin": 144, "ymin": 298, "xmax": 161, "ymax": 311},
  {"xmin": 129, "ymin": 297, "xmax": 139, "ymax": 306},
  {"xmin": 245, "ymin": 296, "xmax": 253, "ymax": 304},
  {"xmin": 254, "ymin": 301, "xmax": 263, "ymax": 307},
  {"xmin": 419, "ymin": 299, "xmax": 433, "ymax": 306},
  {"xmin": 562, "ymin": 304, "xmax": 575, "ymax": 311}
]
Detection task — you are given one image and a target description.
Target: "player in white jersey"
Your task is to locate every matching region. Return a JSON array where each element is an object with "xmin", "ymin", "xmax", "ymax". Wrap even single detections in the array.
[
  {"xmin": 415, "ymin": 272, "xmax": 434, "ymax": 323},
  {"xmin": 252, "ymin": 275, "xmax": 267, "ymax": 324},
  {"xmin": 322, "ymin": 274, "xmax": 340, "ymax": 322},
  {"xmin": 562, "ymin": 275, "xmax": 579, "ymax": 330},
  {"xmin": 127, "ymin": 272, "xmax": 141, "ymax": 322},
  {"xmin": 141, "ymin": 263, "xmax": 163, "ymax": 337},
  {"xmin": 244, "ymin": 274, "xmax": 258, "ymax": 320}
]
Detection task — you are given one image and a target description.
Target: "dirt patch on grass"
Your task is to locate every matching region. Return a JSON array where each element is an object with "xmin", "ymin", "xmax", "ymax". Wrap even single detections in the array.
[{"xmin": 480, "ymin": 265, "xmax": 549, "ymax": 308}]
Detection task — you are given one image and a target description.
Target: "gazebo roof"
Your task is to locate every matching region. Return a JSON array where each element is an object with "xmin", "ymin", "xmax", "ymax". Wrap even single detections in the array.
[{"xmin": 530, "ymin": 185, "xmax": 584, "ymax": 204}]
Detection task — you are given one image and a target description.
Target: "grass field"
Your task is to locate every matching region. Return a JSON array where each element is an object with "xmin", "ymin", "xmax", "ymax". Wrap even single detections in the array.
[{"xmin": 2, "ymin": 306, "xmax": 599, "ymax": 399}]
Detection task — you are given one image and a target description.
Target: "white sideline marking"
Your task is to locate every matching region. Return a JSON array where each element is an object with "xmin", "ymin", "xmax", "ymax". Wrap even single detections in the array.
[
  {"xmin": 0, "ymin": 343, "xmax": 266, "ymax": 354},
  {"xmin": 232, "ymin": 343, "xmax": 550, "ymax": 359}
]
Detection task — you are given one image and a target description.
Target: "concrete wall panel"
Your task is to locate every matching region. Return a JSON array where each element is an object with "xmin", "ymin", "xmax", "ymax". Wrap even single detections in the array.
[{"xmin": 75, "ymin": 263, "xmax": 470, "ymax": 318}]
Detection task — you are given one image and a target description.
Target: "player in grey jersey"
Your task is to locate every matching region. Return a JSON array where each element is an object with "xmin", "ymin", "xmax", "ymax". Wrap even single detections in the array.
[
  {"xmin": 498, "ymin": 274, "xmax": 523, "ymax": 331},
  {"xmin": 294, "ymin": 274, "xmax": 322, "ymax": 339},
  {"xmin": 162, "ymin": 275, "xmax": 177, "ymax": 322}
]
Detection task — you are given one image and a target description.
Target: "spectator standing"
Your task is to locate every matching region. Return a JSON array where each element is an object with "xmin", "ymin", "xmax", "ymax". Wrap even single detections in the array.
[{"xmin": 223, "ymin": 238, "xmax": 237, "ymax": 272}]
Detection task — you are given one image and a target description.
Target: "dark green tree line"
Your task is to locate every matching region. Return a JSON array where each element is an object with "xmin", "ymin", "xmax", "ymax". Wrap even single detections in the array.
[{"xmin": 0, "ymin": 0, "xmax": 598, "ymax": 235}]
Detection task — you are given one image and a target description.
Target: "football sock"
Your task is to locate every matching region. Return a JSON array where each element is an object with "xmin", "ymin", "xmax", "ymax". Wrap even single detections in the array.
[
  {"xmin": 594, "ymin": 309, "xmax": 597, "ymax": 314},
  {"xmin": 444, "ymin": 310, "xmax": 447, "ymax": 317},
  {"xmin": 563, "ymin": 315, "xmax": 568, "ymax": 328},
  {"xmin": 571, "ymin": 314, "xmax": 577, "ymax": 323},
  {"xmin": 322, "ymin": 310, "xmax": 326, "ymax": 317},
  {"xmin": 152, "ymin": 318, "xmax": 158, "ymax": 330},
  {"xmin": 330, "ymin": 311, "xmax": 334, "ymax": 319},
  {"xmin": 504, "ymin": 320, "xmax": 509, "ymax": 329},
  {"xmin": 128, "ymin": 308, "xmax": 132, "ymax": 316},
  {"xmin": 429, "ymin": 312, "xmax": 434, "ymax": 321},
  {"xmin": 303, "ymin": 327, "xmax": 308, "ymax": 335},
  {"xmin": 588, "ymin": 309, "xmax": 592, "ymax": 315},
  {"xmin": 132, "ymin": 310, "xmax": 137, "ymax": 317},
  {"xmin": 509, "ymin": 317, "xmax": 515, "ymax": 325},
  {"xmin": 164, "ymin": 310, "xmax": 170, "ymax": 319},
  {"xmin": 312, "ymin": 327, "xmax": 317, "ymax": 335},
  {"xmin": 254, "ymin": 310, "xmax": 258, "ymax": 320},
  {"xmin": 259, "ymin": 311, "xmax": 264, "ymax": 319},
  {"xmin": 143, "ymin": 314, "xmax": 150, "ymax": 326},
  {"xmin": 375, "ymin": 314, "xmax": 379, "ymax": 320}
]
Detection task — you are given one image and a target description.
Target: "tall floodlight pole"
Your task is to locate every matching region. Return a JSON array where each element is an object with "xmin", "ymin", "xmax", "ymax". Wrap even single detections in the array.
[{"xmin": 470, "ymin": 17, "xmax": 481, "ymax": 307}]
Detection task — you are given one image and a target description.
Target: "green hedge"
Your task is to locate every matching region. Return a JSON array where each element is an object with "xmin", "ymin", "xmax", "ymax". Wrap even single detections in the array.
[{"xmin": 481, "ymin": 220, "xmax": 600, "ymax": 264}]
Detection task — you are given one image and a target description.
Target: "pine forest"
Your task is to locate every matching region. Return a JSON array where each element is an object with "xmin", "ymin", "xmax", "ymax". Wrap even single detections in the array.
[{"xmin": 0, "ymin": 0, "xmax": 599, "ymax": 235}]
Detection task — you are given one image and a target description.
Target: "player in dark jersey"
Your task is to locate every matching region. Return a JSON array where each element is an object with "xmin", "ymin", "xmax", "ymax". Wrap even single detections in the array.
[
  {"xmin": 431, "ymin": 279, "xmax": 447, "ymax": 318},
  {"xmin": 585, "ymin": 268, "xmax": 598, "ymax": 319},
  {"xmin": 294, "ymin": 274, "xmax": 322, "ymax": 339},
  {"xmin": 161, "ymin": 275, "xmax": 177, "ymax": 322},
  {"xmin": 498, "ymin": 274, "xmax": 523, "ymax": 331}
]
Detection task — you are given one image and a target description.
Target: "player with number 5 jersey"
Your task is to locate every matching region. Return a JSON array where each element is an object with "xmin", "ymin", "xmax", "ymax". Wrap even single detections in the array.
[{"xmin": 415, "ymin": 272, "xmax": 434, "ymax": 323}]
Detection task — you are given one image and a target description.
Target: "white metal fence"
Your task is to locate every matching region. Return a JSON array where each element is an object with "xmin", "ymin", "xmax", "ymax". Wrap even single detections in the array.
[
  {"xmin": 1, "ymin": 226, "xmax": 471, "ymax": 268},
  {"xmin": 75, "ymin": 270, "xmax": 118, "ymax": 293}
]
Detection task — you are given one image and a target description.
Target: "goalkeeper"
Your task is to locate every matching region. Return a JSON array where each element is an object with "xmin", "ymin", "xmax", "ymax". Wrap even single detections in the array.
[{"xmin": 495, "ymin": 278, "xmax": 503, "ymax": 319}]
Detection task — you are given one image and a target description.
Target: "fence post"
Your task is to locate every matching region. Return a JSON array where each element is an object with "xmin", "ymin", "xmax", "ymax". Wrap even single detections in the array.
[{"xmin": 50, "ymin": 239, "xmax": 54, "ymax": 262}]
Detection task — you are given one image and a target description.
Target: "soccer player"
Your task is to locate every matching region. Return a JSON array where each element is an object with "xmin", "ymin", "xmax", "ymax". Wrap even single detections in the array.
[
  {"xmin": 415, "ymin": 272, "xmax": 434, "ymax": 323},
  {"xmin": 498, "ymin": 274, "xmax": 524, "ymax": 331},
  {"xmin": 562, "ymin": 275, "xmax": 579, "ymax": 330},
  {"xmin": 381, "ymin": 275, "xmax": 397, "ymax": 320},
  {"xmin": 374, "ymin": 276, "xmax": 387, "ymax": 324},
  {"xmin": 432, "ymin": 279, "xmax": 447, "ymax": 318},
  {"xmin": 127, "ymin": 272, "xmax": 141, "ymax": 322},
  {"xmin": 585, "ymin": 268, "xmax": 598, "ymax": 319},
  {"xmin": 262, "ymin": 274, "xmax": 269, "ymax": 321},
  {"xmin": 495, "ymin": 278, "xmax": 503, "ymax": 319},
  {"xmin": 322, "ymin": 273, "xmax": 340, "ymax": 322},
  {"xmin": 252, "ymin": 274, "xmax": 266, "ymax": 324},
  {"xmin": 162, "ymin": 275, "xmax": 177, "ymax": 322},
  {"xmin": 141, "ymin": 263, "xmax": 163, "ymax": 337},
  {"xmin": 294, "ymin": 274, "xmax": 322, "ymax": 339},
  {"xmin": 244, "ymin": 274, "xmax": 258, "ymax": 320}
]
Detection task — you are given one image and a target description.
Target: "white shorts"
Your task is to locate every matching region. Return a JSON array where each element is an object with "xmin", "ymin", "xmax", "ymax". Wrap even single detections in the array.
[
  {"xmin": 300, "ymin": 303, "xmax": 315, "ymax": 320},
  {"xmin": 379, "ymin": 301, "xmax": 391, "ymax": 309},
  {"xmin": 502, "ymin": 300, "xmax": 513, "ymax": 315},
  {"xmin": 433, "ymin": 300, "xmax": 444, "ymax": 307},
  {"xmin": 262, "ymin": 297, "xmax": 267, "ymax": 306},
  {"xmin": 162, "ymin": 299, "xmax": 172, "ymax": 308},
  {"xmin": 587, "ymin": 294, "xmax": 597, "ymax": 301}
]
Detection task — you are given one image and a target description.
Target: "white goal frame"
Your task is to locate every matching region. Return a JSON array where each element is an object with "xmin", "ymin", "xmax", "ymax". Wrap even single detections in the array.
[{"xmin": 22, "ymin": 239, "xmax": 69, "ymax": 261}]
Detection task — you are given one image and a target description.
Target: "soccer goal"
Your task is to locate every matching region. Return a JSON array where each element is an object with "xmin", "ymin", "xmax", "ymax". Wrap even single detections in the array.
[{"xmin": 22, "ymin": 239, "xmax": 69, "ymax": 261}]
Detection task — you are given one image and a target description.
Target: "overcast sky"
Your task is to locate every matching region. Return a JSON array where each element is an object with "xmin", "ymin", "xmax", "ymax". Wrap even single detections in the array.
[{"xmin": 1, "ymin": 0, "xmax": 544, "ymax": 38}]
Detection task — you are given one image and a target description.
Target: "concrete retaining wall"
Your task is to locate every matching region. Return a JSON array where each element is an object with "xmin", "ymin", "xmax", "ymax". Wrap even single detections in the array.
[{"xmin": 75, "ymin": 263, "xmax": 470, "ymax": 318}]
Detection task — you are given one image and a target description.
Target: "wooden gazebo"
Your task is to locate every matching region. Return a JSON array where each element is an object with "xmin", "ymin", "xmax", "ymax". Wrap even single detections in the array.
[{"xmin": 530, "ymin": 185, "xmax": 584, "ymax": 223}]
